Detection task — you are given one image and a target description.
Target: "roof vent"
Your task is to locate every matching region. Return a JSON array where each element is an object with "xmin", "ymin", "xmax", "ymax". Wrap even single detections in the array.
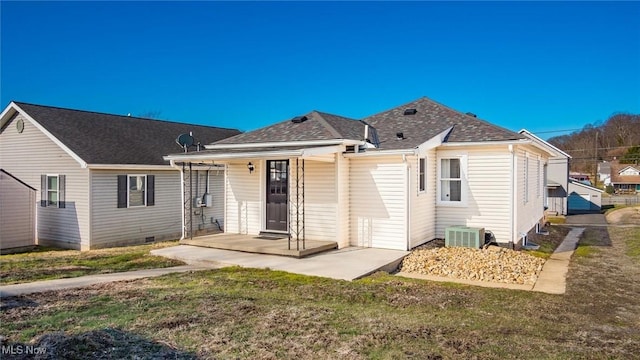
[
  {"xmin": 403, "ymin": 108, "xmax": 417, "ymax": 115},
  {"xmin": 396, "ymin": 132, "xmax": 405, "ymax": 140},
  {"xmin": 466, "ymin": 112, "xmax": 477, "ymax": 118},
  {"xmin": 291, "ymin": 115, "xmax": 308, "ymax": 123}
]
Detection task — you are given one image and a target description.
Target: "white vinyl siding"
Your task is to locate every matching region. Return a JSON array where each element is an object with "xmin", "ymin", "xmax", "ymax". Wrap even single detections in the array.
[
  {"xmin": 515, "ymin": 147, "xmax": 546, "ymax": 243},
  {"xmin": 225, "ymin": 161, "xmax": 262, "ymax": 235},
  {"xmin": 191, "ymin": 168, "xmax": 225, "ymax": 233},
  {"xmin": 350, "ymin": 156, "xmax": 407, "ymax": 250},
  {"xmin": 0, "ymin": 113, "xmax": 90, "ymax": 249},
  {"xmin": 436, "ymin": 148, "xmax": 511, "ymax": 244},
  {"xmin": 524, "ymin": 154, "xmax": 529, "ymax": 203},
  {"xmin": 291, "ymin": 159, "xmax": 337, "ymax": 242},
  {"xmin": 90, "ymin": 170, "xmax": 182, "ymax": 248},
  {"xmin": 409, "ymin": 151, "xmax": 436, "ymax": 248},
  {"xmin": 536, "ymin": 158, "xmax": 541, "ymax": 198}
]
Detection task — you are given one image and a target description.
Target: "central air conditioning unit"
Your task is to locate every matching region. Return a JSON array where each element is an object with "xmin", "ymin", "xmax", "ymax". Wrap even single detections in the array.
[{"xmin": 445, "ymin": 226, "xmax": 485, "ymax": 248}]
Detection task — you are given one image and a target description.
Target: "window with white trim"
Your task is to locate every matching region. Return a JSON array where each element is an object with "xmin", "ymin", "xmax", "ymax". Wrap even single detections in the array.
[
  {"xmin": 419, "ymin": 157, "xmax": 426, "ymax": 192},
  {"xmin": 440, "ymin": 158, "xmax": 462, "ymax": 202},
  {"xmin": 128, "ymin": 175, "xmax": 146, "ymax": 206},
  {"xmin": 117, "ymin": 174, "xmax": 155, "ymax": 208},
  {"xmin": 47, "ymin": 175, "xmax": 59, "ymax": 206},
  {"xmin": 41, "ymin": 174, "xmax": 65, "ymax": 208}
]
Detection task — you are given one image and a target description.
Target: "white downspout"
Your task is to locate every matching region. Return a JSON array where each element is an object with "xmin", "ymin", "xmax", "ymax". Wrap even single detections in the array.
[
  {"xmin": 403, "ymin": 154, "xmax": 411, "ymax": 250},
  {"xmin": 509, "ymin": 144, "xmax": 516, "ymax": 249},
  {"xmin": 170, "ymin": 159, "xmax": 185, "ymax": 240}
]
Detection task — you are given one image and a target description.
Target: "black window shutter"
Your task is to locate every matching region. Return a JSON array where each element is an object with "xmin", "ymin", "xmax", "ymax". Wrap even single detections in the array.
[
  {"xmin": 146, "ymin": 175, "xmax": 155, "ymax": 206},
  {"xmin": 117, "ymin": 175, "xmax": 127, "ymax": 208},
  {"xmin": 41, "ymin": 175, "xmax": 46, "ymax": 207},
  {"xmin": 58, "ymin": 175, "xmax": 66, "ymax": 208}
]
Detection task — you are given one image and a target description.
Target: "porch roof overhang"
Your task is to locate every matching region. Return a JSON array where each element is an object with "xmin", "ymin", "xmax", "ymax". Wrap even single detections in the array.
[{"xmin": 164, "ymin": 144, "xmax": 344, "ymax": 162}]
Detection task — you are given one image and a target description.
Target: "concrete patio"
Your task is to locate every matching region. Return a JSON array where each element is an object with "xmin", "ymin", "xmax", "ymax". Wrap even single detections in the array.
[
  {"xmin": 180, "ymin": 233, "xmax": 338, "ymax": 258},
  {"xmin": 151, "ymin": 245, "xmax": 409, "ymax": 281}
]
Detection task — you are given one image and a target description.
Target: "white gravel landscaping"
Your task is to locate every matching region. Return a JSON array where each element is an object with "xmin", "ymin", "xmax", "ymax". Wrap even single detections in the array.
[{"xmin": 400, "ymin": 243, "xmax": 546, "ymax": 285}]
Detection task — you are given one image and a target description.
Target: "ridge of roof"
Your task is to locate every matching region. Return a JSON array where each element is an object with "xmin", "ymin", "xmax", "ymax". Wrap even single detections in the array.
[
  {"xmin": 311, "ymin": 111, "xmax": 342, "ymax": 138},
  {"xmin": 411, "ymin": 96, "xmax": 524, "ymax": 141},
  {"xmin": 363, "ymin": 96, "xmax": 524, "ymax": 150},
  {"xmin": 213, "ymin": 110, "xmax": 365, "ymax": 145},
  {"xmin": 12, "ymin": 101, "xmax": 234, "ymax": 131}
]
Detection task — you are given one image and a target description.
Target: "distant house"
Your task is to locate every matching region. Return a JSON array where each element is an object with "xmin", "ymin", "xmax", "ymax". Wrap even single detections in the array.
[
  {"xmin": 597, "ymin": 161, "xmax": 612, "ymax": 186},
  {"xmin": 519, "ymin": 130, "xmax": 571, "ymax": 215},
  {"xmin": 611, "ymin": 165, "xmax": 640, "ymax": 194},
  {"xmin": 0, "ymin": 102, "xmax": 240, "ymax": 251},
  {"xmin": 166, "ymin": 97, "xmax": 554, "ymax": 250},
  {"xmin": 569, "ymin": 172, "xmax": 591, "ymax": 185}
]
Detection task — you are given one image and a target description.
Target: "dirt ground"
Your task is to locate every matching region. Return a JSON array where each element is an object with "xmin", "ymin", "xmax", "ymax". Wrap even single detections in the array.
[{"xmin": 606, "ymin": 206, "xmax": 640, "ymax": 225}]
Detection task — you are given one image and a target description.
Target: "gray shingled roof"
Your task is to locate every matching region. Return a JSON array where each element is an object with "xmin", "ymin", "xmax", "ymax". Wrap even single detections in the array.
[
  {"xmin": 213, "ymin": 111, "xmax": 366, "ymax": 145},
  {"xmin": 363, "ymin": 97, "xmax": 524, "ymax": 150},
  {"xmin": 14, "ymin": 102, "xmax": 241, "ymax": 165}
]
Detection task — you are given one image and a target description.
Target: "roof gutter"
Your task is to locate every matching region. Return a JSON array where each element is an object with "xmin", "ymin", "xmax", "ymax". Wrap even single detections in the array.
[
  {"xmin": 164, "ymin": 145, "xmax": 344, "ymax": 162},
  {"xmin": 204, "ymin": 139, "xmax": 362, "ymax": 150},
  {"xmin": 439, "ymin": 139, "xmax": 532, "ymax": 148},
  {"xmin": 86, "ymin": 164, "xmax": 176, "ymax": 170},
  {"xmin": 343, "ymin": 149, "xmax": 416, "ymax": 158}
]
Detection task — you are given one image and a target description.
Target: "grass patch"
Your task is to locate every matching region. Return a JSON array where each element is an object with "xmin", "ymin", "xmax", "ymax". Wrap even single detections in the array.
[
  {"xmin": 2, "ymin": 226, "xmax": 640, "ymax": 359},
  {"xmin": 546, "ymin": 215, "xmax": 566, "ymax": 224},
  {"xmin": 573, "ymin": 227, "xmax": 608, "ymax": 259},
  {"xmin": 0, "ymin": 241, "xmax": 183, "ymax": 285},
  {"xmin": 525, "ymin": 225, "xmax": 571, "ymax": 259},
  {"xmin": 624, "ymin": 227, "xmax": 640, "ymax": 262}
]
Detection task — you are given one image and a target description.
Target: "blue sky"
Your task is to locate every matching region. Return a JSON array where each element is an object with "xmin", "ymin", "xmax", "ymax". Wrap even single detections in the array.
[{"xmin": 1, "ymin": 1, "xmax": 639, "ymax": 139}]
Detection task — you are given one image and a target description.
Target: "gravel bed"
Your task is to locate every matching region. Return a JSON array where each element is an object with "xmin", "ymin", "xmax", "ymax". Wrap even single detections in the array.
[{"xmin": 400, "ymin": 242, "xmax": 546, "ymax": 285}]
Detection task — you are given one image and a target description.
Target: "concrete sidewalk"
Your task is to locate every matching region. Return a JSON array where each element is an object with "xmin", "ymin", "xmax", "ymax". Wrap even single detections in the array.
[
  {"xmin": 532, "ymin": 227, "xmax": 585, "ymax": 294},
  {"xmin": 0, "ymin": 265, "xmax": 204, "ymax": 297}
]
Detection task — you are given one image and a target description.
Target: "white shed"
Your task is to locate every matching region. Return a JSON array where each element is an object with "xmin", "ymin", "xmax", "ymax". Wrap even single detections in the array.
[
  {"xmin": 1, "ymin": 169, "xmax": 36, "ymax": 253},
  {"xmin": 568, "ymin": 180, "xmax": 603, "ymax": 213}
]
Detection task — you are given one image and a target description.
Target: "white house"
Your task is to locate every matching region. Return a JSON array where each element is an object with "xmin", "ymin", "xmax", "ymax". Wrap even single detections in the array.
[
  {"xmin": 519, "ymin": 130, "xmax": 572, "ymax": 215},
  {"xmin": 165, "ymin": 97, "xmax": 554, "ymax": 250},
  {"xmin": 611, "ymin": 165, "xmax": 640, "ymax": 194},
  {"xmin": 0, "ymin": 102, "xmax": 240, "ymax": 251}
]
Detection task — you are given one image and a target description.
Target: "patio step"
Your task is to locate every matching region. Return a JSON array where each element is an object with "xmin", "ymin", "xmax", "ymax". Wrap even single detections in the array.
[{"xmin": 257, "ymin": 231, "xmax": 289, "ymax": 240}]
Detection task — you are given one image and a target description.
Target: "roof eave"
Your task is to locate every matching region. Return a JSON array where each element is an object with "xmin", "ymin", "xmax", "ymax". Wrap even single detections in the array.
[
  {"xmin": 164, "ymin": 145, "xmax": 345, "ymax": 162},
  {"xmin": 86, "ymin": 164, "xmax": 176, "ymax": 170},
  {"xmin": 344, "ymin": 148, "xmax": 416, "ymax": 157},
  {"xmin": 519, "ymin": 129, "xmax": 572, "ymax": 158},
  {"xmin": 439, "ymin": 139, "xmax": 532, "ymax": 148},
  {"xmin": 204, "ymin": 139, "xmax": 362, "ymax": 150}
]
